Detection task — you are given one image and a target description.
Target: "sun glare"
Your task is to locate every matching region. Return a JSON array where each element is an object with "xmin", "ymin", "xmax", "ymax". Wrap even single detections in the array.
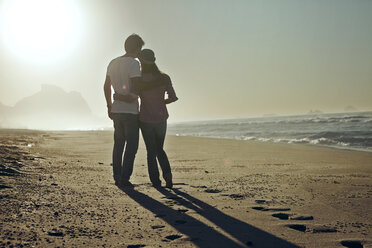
[{"xmin": 0, "ymin": 0, "xmax": 83, "ymax": 64}]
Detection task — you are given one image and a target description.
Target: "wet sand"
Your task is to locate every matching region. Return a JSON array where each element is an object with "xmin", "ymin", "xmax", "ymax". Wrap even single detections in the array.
[{"xmin": 1, "ymin": 130, "xmax": 371, "ymax": 248}]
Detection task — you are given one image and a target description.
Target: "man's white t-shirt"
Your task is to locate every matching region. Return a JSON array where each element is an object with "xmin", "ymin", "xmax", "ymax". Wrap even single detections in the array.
[{"xmin": 106, "ymin": 56, "xmax": 141, "ymax": 114}]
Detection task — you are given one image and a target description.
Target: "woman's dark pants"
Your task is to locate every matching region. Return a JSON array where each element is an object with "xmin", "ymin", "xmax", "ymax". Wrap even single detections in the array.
[{"xmin": 140, "ymin": 121, "xmax": 172, "ymax": 186}]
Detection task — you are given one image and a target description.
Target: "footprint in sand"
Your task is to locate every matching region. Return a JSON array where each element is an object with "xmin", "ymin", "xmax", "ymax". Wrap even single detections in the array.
[
  {"xmin": 127, "ymin": 245, "xmax": 146, "ymax": 248},
  {"xmin": 165, "ymin": 234, "xmax": 182, "ymax": 241},
  {"xmin": 272, "ymin": 213, "xmax": 314, "ymax": 221},
  {"xmin": 252, "ymin": 206, "xmax": 291, "ymax": 212},
  {"xmin": 272, "ymin": 213, "xmax": 291, "ymax": 220},
  {"xmin": 0, "ymin": 184, "xmax": 12, "ymax": 189},
  {"xmin": 221, "ymin": 193, "xmax": 245, "ymax": 199},
  {"xmin": 151, "ymin": 225, "xmax": 165, "ymax": 229},
  {"xmin": 204, "ymin": 189, "xmax": 221, "ymax": 193},
  {"xmin": 191, "ymin": 185, "xmax": 207, "ymax": 189},
  {"xmin": 177, "ymin": 209, "xmax": 189, "ymax": 213},
  {"xmin": 47, "ymin": 230, "xmax": 64, "ymax": 237},
  {"xmin": 340, "ymin": 240, "xmax": 364, "ymax": 248},
  {"xmin": 0, "ymin": 165, "xmax": 21, "ymax": 176},
  {"xmin": 263, "ymin": 207, "xmax": 291, "ymax": 212},
  {"xmin": 290, "ymin": 215, "xmax": 314, "ymax": 221},
  {"xmin": 286, "ymin": 224, "xmax": 307, "ymax": 232},
  {"xmin": 312, "ymin": 226, "xmax": 337, "ymax": 233}
]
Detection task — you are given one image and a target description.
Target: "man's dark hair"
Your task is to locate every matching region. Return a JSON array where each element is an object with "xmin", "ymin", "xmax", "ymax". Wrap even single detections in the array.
[{"xmin": 124, "ymin": 34, "xmax": 144, "ymax": 53}]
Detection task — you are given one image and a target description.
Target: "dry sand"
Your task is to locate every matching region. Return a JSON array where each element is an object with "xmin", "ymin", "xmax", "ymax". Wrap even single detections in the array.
[{"xmin": 0, "ymin": 130, "xmax": 371, "ymax": 248}]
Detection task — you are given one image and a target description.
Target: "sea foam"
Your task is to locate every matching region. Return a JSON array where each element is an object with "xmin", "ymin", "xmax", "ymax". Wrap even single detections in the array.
[{"xmin": 168, "ymin": 112, "xmax": 372, "ymax": 152}]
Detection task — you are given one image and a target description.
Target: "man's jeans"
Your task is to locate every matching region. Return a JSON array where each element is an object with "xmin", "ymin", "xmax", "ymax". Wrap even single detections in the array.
[
  {"xmin": 140, "ymin": 121, "xmax": 172, "ymax": 185},
  {"xmin": 112, "ymin": 113, "xmax": 139, "ymax": 182}
]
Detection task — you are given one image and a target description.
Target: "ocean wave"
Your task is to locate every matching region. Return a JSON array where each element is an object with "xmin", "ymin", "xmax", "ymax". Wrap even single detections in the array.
[
  {"xmin": 171, "ymin": 132, "xmax": 371, "ymax": 151},
  {"xmin": 178, "ymin": 114, "xmax": 372, "ymax": 126},
  {"xmin": 237, "ymin": 135, "xmax": 371, "ymax": 149},
  {"xmin": 274, "ymin": 116, "xmax": 372, "ymax": 125},
  {"xmin": 168, "ymin": 112, "xmax": 372, "ymax": 152}
]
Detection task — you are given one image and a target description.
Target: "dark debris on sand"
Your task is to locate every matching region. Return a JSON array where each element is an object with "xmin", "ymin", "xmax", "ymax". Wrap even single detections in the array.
[
  {"xmin": 221, "ymin": 193, "xmax": 245, "ymax": 200},
  {"xmin": 312, "ymin": 226, "xmax": 337, "ymax": 233},
  {"xmin": 47, "ymin": 230, "xmax": 64, "ymax": 237},
  {"xmin": 127, "ymin": 245, "xmax": 146, "ymax": 248},
  {"xmin": 204, "ymin": 189, "xmax": 221, "ymax": 193},
  {"xmin": 0, "ymin": 133, "xmax": 40, "ymax": 188},
  {"xmin": 252, "ymin": 206, "xmax": 291, "ymax": 212},
  {"xmin": 286, "ymin": 224, "xmax": 307, "ymax": 232},
  {"xmin": 291, "ymin": 215, "xmax": 314, "ymax": 221},
  {"xmin": 0, "ymin": 131, "xmax": 47, "ymax": 247},
  {"xmin": 272, "ymin": 213, "xmax": 290, "ymax": 220},
  {"xmin": 165, "ymin": 234, "xmax": 182, "ymax": 240},
  {"xmin": 340, "ymin": 240, "xmax": 364, "ymax": 248},
  {"xmin": 151, "ymin": 225, "xmax": 165, "ymax": 229}
]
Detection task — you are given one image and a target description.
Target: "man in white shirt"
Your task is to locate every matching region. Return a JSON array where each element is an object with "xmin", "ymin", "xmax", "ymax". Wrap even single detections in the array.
[
  {"xmin": 104, "ymin": 34, "xmax": 167, "ymax": 187},
  {"xmin": 104, "ymin": 34, "xmax": 144, "ymax": 187}
]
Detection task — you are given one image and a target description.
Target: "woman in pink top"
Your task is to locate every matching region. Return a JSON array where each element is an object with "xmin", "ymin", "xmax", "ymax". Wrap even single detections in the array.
[{"xmin": 115, "ymin": 49, "xmax": 178, "ymax": 188}]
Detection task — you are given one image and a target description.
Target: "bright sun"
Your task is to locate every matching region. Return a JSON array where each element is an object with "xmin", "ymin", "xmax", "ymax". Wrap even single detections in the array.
[{"xmin": 0, "ymin": 0, "xmax": 83, "ymax": 64}]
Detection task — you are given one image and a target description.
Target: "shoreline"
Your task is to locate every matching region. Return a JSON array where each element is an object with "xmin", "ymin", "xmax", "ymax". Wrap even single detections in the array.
[
  {"xmin": 1, "ymin": 128, "xmax": 371, "ymax": 154},
  {"xmin": 170, "ymin": 134, "xmax": 372, "ymax": 154},
  {"xmin": 1, "ymin": 130, "xmax": 371, "ymax": 247}
]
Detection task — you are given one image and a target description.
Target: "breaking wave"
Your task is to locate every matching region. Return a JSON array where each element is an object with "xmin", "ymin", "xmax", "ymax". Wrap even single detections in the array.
[{"xmin": 168, "ymin": 112, "xmax": 372, "ymax": 152}]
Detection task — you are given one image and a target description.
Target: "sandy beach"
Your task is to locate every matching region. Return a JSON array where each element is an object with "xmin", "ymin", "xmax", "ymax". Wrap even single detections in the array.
[{"xmin": 0, "ymin": 130, "xmax": 371, "ymax": 248}]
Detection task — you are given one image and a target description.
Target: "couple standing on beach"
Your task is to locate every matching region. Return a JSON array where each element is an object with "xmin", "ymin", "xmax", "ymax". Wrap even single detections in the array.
[{"xmin": 104, "ymin": 34, "xmax": 178, "ymax": 189}]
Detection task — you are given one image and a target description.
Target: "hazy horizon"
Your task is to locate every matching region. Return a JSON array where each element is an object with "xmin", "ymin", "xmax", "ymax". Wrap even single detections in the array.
[{"xmin": 1, "ymin": 0, "xmax": 372, "ymax": 127}]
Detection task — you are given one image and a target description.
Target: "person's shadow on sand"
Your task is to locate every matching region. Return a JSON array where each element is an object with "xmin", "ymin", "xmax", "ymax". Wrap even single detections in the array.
[{"xmin": 120, "ymin": 187, "xmax": 300, "ymax": 248}]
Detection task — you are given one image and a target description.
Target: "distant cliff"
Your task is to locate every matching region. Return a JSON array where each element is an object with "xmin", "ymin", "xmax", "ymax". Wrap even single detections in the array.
[
  {"xmin": 0, "ymin": 102, "xmax": 12, "ymax": 128},
  {"xmin": 0, "ymin": 85, "xmax": 107, "ymax": 130},
  {"xmin": 0, "ymin": 102, "xmax": 11, "ymax": 114}
]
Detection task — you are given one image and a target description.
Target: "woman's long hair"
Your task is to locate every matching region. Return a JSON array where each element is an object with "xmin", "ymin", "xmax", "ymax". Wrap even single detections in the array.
[{"xmin": 141, "ymin": 62, "xmax": 162, "ymax": 75}]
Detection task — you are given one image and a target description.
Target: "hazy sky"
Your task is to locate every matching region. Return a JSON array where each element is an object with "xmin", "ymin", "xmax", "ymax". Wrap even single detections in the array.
[{"xmin": 1, "ymin": 0, "xmax": 371, "ymax": 122}]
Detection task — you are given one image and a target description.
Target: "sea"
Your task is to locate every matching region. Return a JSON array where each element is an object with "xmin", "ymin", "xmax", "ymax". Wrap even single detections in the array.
[{"xmin": 168, "ymin": 112, "xmax": 372, "ymax": 152}]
